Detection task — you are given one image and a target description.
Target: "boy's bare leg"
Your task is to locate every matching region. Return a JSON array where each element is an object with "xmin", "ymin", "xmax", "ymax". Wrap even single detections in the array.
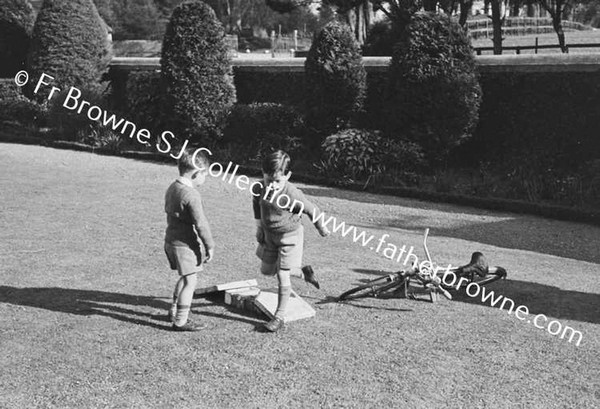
[
  {"xmin": 288, "ymin": 267, "xmax": 302, "ymax": 279},
  {"xmin": 174, "ymin": 273, "xmax": 197, "ymax": 327}
]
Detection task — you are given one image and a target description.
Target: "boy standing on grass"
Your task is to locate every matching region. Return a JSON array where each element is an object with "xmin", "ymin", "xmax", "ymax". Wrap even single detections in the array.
[
  {"xmin": 164, "ymin": 148, "xmax": 214, "ymax": 332},
  {"xmin": 252, "ymin": 150, "xmax": 330, "ymax": 332}
]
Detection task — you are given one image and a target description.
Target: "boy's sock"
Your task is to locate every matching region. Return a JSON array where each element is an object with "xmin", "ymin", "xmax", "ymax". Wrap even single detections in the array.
[
  {"xmin": 174, "ymin": 304, "xmax": 191, "ymax": 327},
  {"xmin": 170, "ymin": 278, "xmax": 183, "ymax": 321},
  {"xmin": 169, "ymin": 303, "xmax": 177, "ymax": 322},
  {"xmin": 274, "ymin": 285, "xmax": 291, "ymax": 318}
]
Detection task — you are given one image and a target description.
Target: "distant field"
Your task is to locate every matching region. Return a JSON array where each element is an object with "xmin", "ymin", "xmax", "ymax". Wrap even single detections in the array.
[{"xmin": 472, "ymin": 29, "xmax": 600, "ymax": 54}]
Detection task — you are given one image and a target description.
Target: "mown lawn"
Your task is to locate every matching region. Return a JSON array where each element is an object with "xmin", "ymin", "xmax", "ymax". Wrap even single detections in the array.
[
  {"xmin": 472, "ymin": 29, "xmax": 600, "ymax": 53},
  {"xmin": 0, "ymin": 143, "xmax": 598, "ymax": 408}
]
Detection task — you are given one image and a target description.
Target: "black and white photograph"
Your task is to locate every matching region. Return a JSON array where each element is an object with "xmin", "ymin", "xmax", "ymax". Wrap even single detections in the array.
[{"xmin": 1, "ymin": 0, "xmax": 599, "ymax": 407}]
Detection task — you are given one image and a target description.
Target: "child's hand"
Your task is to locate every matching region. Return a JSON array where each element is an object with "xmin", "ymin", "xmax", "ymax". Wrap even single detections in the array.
[
  {"xmin": 317, "ymin": 224, "xmax": 331, "ymax": 237},
  {"xmin": 255, "ymin": 219, "xmax": 264, "ymax": 243},
  {"xmin": 256, "ymin": 226, "xmax": 265, "ymax": 243},
  {"xmin": 205, "ymin": 247, "xmax": 214, "ymax": 263}
]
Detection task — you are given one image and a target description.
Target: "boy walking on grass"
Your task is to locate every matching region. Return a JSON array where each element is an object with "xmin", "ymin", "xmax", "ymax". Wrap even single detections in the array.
[
  {"xmin": 164, "ymin": 148, "xmax": 214, "ymax": 332},
  {"xmin": 252, "ymin": 150, "xmax": 331, "ymax": 332}
]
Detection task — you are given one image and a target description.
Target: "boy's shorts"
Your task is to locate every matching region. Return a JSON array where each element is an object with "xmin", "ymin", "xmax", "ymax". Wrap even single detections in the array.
[
  {"xmin": 256, "ymin": 225, "xmax": 303, "ymax": 273},
  {"xmin": 164, "ymin": 242, "xmax": 203, "ymax": 276}
]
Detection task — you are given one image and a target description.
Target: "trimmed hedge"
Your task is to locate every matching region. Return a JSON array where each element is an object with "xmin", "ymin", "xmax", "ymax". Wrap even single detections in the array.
[
  {"xmin": 385, "ymin": 12, "xmax": 482, "ymax": 163},
  {"xmin": 0, "ymin": 79, "xmax": 47, "ymax": 126},
  {"xmin": 305, "ymin": 20, "xmax": 366, "ymax": 135},
  {"xmin": 125, "ymin": 70, "xmax": 163, "ymax": 135},
  {"xmin": 461, "ymin": 71, "xmax": 600, "ymax": 179},
  {"xmin": 160, "ymin": 0, "xmax": 236, "ymax": 145},
  {"xmin": 222, "ymin": 102, "xmax": 305, "ymax": 161},
  {"xmin": 111, "ymin": 66, "xmax": 600, "ymax": 172},
  {"xmin": 0, "ymin": 0, "xmax": 35, "ymax": 78},
  {"xmin": 25, "ymin": 0, "xmax": 111, "ymax": 100}
]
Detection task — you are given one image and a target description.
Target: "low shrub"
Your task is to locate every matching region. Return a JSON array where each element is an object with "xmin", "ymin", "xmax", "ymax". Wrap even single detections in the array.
[
  {"xmin": 0, "ymin": 80, "xmax": 47, "ymax": 126},
  {"xmin": 317, "ymin": 128, "xmax": 424, "ymax": 186},
  {"xmin": 0, "ymin": 97, "xmax": 47, "ymax": 126},
  {"xmin": 125, "ymin": 70, "xmax": 163, "ymax": 135},
  {"xmin": 47, "ymin": 84, "xmax": 108, "ymax": 141},
  {"xmin": 222, "ymin": 103, "xmax": 305, "ymax": 162},
  {"xmin": 0, "ymin": 79, "xmax": 22, "ymax": 100},
  {"xmin": 305, "ymin": 20, "xmax": 366, "ymax": 136},
  {"xmin": 385, "ymin": 12, "xmax": 481, "ymax": 163}
]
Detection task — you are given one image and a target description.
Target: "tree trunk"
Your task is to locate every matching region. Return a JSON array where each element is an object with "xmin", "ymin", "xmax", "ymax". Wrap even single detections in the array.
[
  {"xmin": 342, "ymin": 0, "xmax": 373, "ymax": 45},
  {"xmin": 484, "ymin": 0, "xmax": 490, "ymax": 15},
  {"xmin": 459, "ymin": 0, "xmax": 473, "ymax": 27},
  {"xmin": 552, "ymin": 6, "xmax": 567, "ymax": 53},
  {"xmin": 512, "ymin": 1, "xmax": 520, "ymax": 16},
  {"xmin": 526, "ymin": 0, "xmax": 535, "ymax": 17},
  {"xmin": 491, "ymin": 0, "xmax": 503, "ymax": 54}
]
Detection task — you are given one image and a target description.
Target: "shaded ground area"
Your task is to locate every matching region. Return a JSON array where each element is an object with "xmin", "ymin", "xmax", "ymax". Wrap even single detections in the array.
[
  {"xmin": 302, "ymin": 186, "xmax": 600, "ymax": 264},
  {"xmin": 0, "ymin": 143, "xmax": 598, "ymax": 408}
]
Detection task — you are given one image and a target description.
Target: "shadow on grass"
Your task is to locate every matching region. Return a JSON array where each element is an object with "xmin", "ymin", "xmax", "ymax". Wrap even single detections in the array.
[
  {"xmin": 449, "ymin": 279, "xmax": 600, "ymax": 326},
  {"xmin": 302, "ymin": 186, "xmax": 600, "ymax": 264},
  {"xmin": 196, "ymin": 292, "xmax": 266, "ymax": 326},
  {"xmin": 0, "ymin": 286, "xmax": 269, "ymax": 330},
  {"xmin": 0, "ymin": 286, "xmax": 174, "ymax": 330}
]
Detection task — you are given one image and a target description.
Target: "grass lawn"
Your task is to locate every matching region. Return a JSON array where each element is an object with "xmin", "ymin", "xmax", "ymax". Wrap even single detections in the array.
[
  {"xmin": 1, "ymin": 143, "xmax": 599, "ymax": 408},
  {"xmin": 472, "ymin": 29, "xmax": 600, "ymax": 53}
]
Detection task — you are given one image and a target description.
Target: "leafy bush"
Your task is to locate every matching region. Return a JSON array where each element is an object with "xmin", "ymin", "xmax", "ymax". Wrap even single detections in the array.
[
  {"xmin": 0, "ymin": 79, "xmax": 22, "ymax": 100},
  {"xmin": 0, "ymin": 0, "xmax": 35, "ymax": 78},
  {"xmin": 25, "ymin": 0, "xmax": 112, "ymax": 101},
  {"xmin": 317, "ymin": 128, "xmax": 424, "ymax": 185},
  {"xmin": 110, "ymin": 0, "xmax": 164, "ymax": 40},
  {"xmin": 161, "ymin": 0, "xmax": 236, "ymax": 145},
  {"xmin": 305, "ymin": 20, "xmax": 366, "ymax": 136},
  {"xmin": 385, "ymin": 12, "xmax": 482, "ymax": 163},
  {"xmin": 47, "ymin": 85, "xmax": 108, "ymax": 141},
  {"xmin": 0, "ymin": 79, "xmax": 47, "ymax": 126},
  {"xmin": 0, "ymin": 96, "xmax": 47, "ymax": 126},
  {"xmin": 125, "ymin": 70, "xmax": 163, "ymax": 135},
  {"xmin": 222, "ymin": 103, "xmax": 305, "ymax": 162}
]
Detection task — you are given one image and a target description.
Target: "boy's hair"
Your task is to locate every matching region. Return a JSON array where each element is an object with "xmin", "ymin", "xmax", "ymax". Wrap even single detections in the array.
[
  {"xmin": 261, "ymin": 150, "xmax": 291, "ymax": 175},
  {"xmin": 177, "ymin": 147, "xmax": 210, "ymax": 175}
]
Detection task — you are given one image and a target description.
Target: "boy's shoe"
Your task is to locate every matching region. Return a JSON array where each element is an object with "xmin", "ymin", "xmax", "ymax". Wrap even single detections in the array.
[
  {"xmin": 263, "ymin": 317, "xmax": 284, "ymax": 332},
  {"xmin": 171, "ymin": 320, "xmax": 206, "ymax": 332},
  {"xmin": 302, "ymin": 265, "xmax": 320, "ymax": 289}
]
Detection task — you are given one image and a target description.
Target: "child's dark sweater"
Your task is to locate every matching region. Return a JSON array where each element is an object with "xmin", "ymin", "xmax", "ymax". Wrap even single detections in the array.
[
  {"xmin": 252, "ymin": 181, "xmax": 317, "ymax": 234},
  {"xmin": 165, "ymin": 178, "xmax": 214, "ymax": 250}
]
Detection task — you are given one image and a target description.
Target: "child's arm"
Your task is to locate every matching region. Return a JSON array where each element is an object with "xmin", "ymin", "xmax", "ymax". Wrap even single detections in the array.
[
  {"xmin": 188, "ymin": 194, "xmax": 215, "ymax": 262},
  {"xmin": 287, "ymin": 186, "xmax": 330, "ymax": 237},
  {"xmin": 252, "ymin": 183, "xmax": 264, "ymax": 243}
]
